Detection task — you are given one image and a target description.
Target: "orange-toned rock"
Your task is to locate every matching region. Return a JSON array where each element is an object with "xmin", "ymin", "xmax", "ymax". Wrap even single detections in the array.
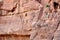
[
  {"xmin": 0, "ymin": 15, "xmax": 31, "ymax": 35},
  {"xmin": 41, "ymin": 0, "xmax": 50, "ymax": 6},
  {"xmin": 1, "ymin": 0, "xmax": 17, "ymax": 10},
  {"xmin": 20, "ymin": 0, "xmax": 40, "ymax": 13},
  {"xmin": 0, "ymin": 0, "xmax": 42, "ymax": 35},
  {"xmin": 0, "ymin": 15, "xmax": 22, "ymax": 34},
  {"xmin": 0, "ymin": 35, "xmax": 30, "ymax": 40},
  {"xmin": 0, "ymin": 0, "xmax": 60, "ymax": 40}
]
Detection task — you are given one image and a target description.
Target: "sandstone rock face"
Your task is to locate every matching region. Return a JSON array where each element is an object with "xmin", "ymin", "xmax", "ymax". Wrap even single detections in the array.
[
  {"xmin": 0, "ymin": 0, "xmax": 60, "ymax": 40},
  {"xmin": 1, "ymin": 0, "xmax": 17, "ymax": 10}
]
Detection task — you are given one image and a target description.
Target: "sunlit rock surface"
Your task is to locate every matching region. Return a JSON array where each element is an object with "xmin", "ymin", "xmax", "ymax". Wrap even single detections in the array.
[{"xmin": 0, "ymin": 0, "xmax": 60, "ymax": 40}]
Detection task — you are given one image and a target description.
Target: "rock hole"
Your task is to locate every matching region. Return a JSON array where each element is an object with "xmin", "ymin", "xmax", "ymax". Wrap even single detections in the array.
[
  {"xmin": 53, "ymin": 2, "xmax": 59, "ymax": 9},
  {"xmin": 8, "ymin": 7, "xmax": 16, "ymax": 12},
  {"xmin": 46, "ymin": 4, "xmax": 50, "ymax": 7},
  {"xmin": 7, "ymin": 4, "xmax": 17, "ymax": 12},
  {"xmin": 11, "ymin": 7, "xmax": 16, "ymax": 12},
  {"xmin": 25, "ymin": 13, "xmax": 27, "ymax": 16}
]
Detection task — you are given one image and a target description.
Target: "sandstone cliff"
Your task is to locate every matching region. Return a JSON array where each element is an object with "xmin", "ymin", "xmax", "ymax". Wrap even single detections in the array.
[{"xmin": 0, "ymin": 0, "xmax": 60, "ymax": 40}]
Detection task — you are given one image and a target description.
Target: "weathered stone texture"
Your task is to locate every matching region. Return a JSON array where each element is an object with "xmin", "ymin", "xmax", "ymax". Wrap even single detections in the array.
[
  {"xmin": 0, "ymin": 35, "xmax": 30, "ymax": 40},
  {"xmin": 1, "ymin": 0, "xmax": 17, "ymax": 10},
  {"xmin": 0, "ymin": 0, "xmax": 60, "ymax": 40}
]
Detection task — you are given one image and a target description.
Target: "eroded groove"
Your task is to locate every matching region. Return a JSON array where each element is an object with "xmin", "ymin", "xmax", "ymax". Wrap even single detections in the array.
[
  {"xmin": 20, "ymin": 9, "xmax": 39, "ymax": 14},
  {"xmin": 0, "ymin": 4, "xmax": 17, "ymax": 16},
  {"xmin": 51, "ymin": 35, "xmax": 54, "ymax": 40},
  {"xmin": 52, "ymin": 21, "xmax": 60, "ymax": 40},
  {"xmin": 36, "ymin": 0, "xmax": 41, "ymax": 3},
  {"xmin": 54, "ymin": 21, "xmax": 60, "ymax": 33},
  {"xmin": 0, "ymin": 34, "xmax": 30, "ymax": 37}
]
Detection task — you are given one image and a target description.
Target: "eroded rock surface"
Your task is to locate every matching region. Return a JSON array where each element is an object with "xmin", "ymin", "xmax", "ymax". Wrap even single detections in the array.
[{"xmin": 0, "ymin": 0, "xmax": 60, "ymax": 40}]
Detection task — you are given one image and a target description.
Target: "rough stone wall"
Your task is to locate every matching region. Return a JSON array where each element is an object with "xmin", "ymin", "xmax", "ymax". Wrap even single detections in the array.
[{"xmin": 0, "ymin": 0, "xmax": 60, "ymax": 40}]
